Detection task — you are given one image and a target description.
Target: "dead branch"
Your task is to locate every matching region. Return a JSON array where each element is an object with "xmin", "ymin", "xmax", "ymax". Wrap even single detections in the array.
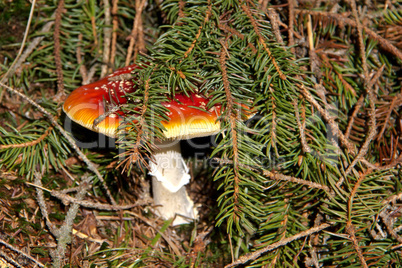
[
  {"xmin": 294, "ymin": 9, "xmax": 402, "ymax": 61},
  {"xmin": 0, "ymin": 238, "xmax": 45, "ymax": 268},
  {"xmin": 53, "ymin": 0, "xmax": 65, "ymax": 101},
  {"xmin": 225, "ymin": 223, "xmax": 332, "ymax": 268}
]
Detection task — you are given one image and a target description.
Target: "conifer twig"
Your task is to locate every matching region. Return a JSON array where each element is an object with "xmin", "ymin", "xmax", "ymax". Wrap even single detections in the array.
[
  {"xmin": 225, "ymin": 223, "xmax": 332, "ymax": 268},
  {"xmin": 50, "ymin": 176, "xmax": 92, "ymax": 267},
  {"xmin": 53, "ymin": 0, "xmax": 65, "ymax": 101},
  {"xmin": 218, "ymin": 24, "xmax": 257, "ymax": 53},
  {"xmin": 34, "ymin": 172, "xmax": 59, "ymax": 236},
  {"xmin": 219, "ymin": 38, "xmax": 241, "ymax": 215},
  {"xmin": 0, "ymin": 238, "xmax": 45, "ymax": 267},
  {"xmin": 270, "ymin": 92, "xmax": 279, "ymax": 157},
  {"xmin": 0, "ymin": 82, "xmax": 117, "ymax": 205},
  {"xmin": 241, "ymin": 3, "xmax": 286, "ymax": 80},
  {"xmin": 380, "ymin": 209, "xmax": 402, "ymax": 244},
  {"xmin": 300, "ymin": 84, "xmax": 356, "ymax": 154},
  {"xmin": 184, "ymin": 3, "xmax": 212, "ymax": 58},
  {"xmin": 294, "ymin": 9, "xmax": 402, "ymax": 61},
  {"xmin": 288, "ymin": 0, "xmax": 296, "ymax": 54},
  {"xmin": 213, "ymin": 157, "xmax": 332, "ymax": 193},
  {"xmin": 109, "ymin": 0, "xmax": 119, "ymax": 72},
  {"xmin": 293, "ymin": 100, "xmax": 312, "ymax": 154},
  {"xmin": 0, "ymin": 0, "xmax": 36, "ymax": 103},
  {"xmin": 0, "ymin": 250, "xmax": 23, "ymax": 268},
  {"xmin": 345, "ymin": 95, "xmax": 364, "ymax": 139},
  {"xmin": 76, "ymin": 34, "xmax": 89, "ymax": 84},
  {"xmin": 125, "ymin": 0, "xmax": 146, "ymax": 65},
  {"xmin": 117, "ymin": 77, "xmax": 151, "ymax": 171},
  {"xmin": 346, "ymin": 168, "xmax": 370, "ymax": 268},
  {"xmin": 0, "ymin": 13, "xmax": 55, "ymax": 83},
  {"xmin": 266, "ymin": 9, "xmax": 284, "ymax": 44},
  {"xmin": 337, "ymin": 0, "xmax": 378, "ymax": 188},
  {"xmin": 0, "ymin": 125, "xmax": 53, "ymax": 149},
  {"xmin": 101, "ymin": 0, "xmax": 112, "ymax": 77}
]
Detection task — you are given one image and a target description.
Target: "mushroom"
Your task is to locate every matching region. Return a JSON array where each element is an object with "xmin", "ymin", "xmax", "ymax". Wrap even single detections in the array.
[{"xmin": 63, "ymin": 64, "xmax": 227, "ymax": 225}]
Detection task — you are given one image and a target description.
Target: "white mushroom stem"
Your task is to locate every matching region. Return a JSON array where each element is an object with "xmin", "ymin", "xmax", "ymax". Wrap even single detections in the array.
[{"xmin": 149, "ymin": 141, "xmax": 197, "ymax": 225}]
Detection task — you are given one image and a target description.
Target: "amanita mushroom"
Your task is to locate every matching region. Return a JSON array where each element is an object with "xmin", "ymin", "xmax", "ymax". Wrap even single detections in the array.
[{"xmin": 63, "ymin": 64, "xmax": 227, "ymax": 225}]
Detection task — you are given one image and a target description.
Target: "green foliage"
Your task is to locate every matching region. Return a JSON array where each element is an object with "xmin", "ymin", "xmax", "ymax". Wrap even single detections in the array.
[{"xmin": 1, "ymin": 0, "xmax": 402, "ymax": 267}]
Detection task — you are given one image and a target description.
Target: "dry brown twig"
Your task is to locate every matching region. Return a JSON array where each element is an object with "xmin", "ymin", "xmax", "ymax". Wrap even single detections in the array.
[
  {"xmin": 294, "ymin": 9, "xmax": 402, "ymax": 61},
  {"xmin": 53, "ymin": 0, "xmax": 66, "ymax": 101},
  {"xmin": 225, "ymin": 223, "xmax": 332, "ymax": 268},
  {"xmin": 345, "ymin": 95, "xmax": 364, "ymax": 139},
  {"xmin": 380, "ymin": 209, "xmax": 402, "ymax": 244},
  {"xmin": 101, "ymin": 0, "xmax": 112, "ymax": 76},
  {"xmin": 0, "ymin": 0, "xmax": 37, "ymax": 103},
  {"xmin": 346, "ymin": 168, "xmax": 371, "ymax": 268},
  {"xmin": 76, "ymin": 34, "xmax": 89, "ymax": 84},
  {"xmin": 300, "ymin": 84, "xmax": 356, "ymax": 154},
  {"xmin": 288, "ymin": 0, "xmax": 296, "ymax": 54},
  {"xmin": 293, "ymin": 99, "xmax": 312, "ymax": 154},
  {"xmin": 266, "ymin": 8, "xmax": 284, "ymax": 44},
  {"xmin": 109, "ymin": 0, "xmax": 119, "ymax": 72},
  {"xmin": 26, "ymin": 181, "xmax": 149, "ymax": 211},
  {"xmin": 336, "ymin": 0, "xmax": 378, "ymax": 188},
  {"xmin": 125, "ymin": 0, "xmax": 147, "ymax": 65},
  {"xmin": 0, "ymin": 238, "xmax": 45, "ymax": 268}
]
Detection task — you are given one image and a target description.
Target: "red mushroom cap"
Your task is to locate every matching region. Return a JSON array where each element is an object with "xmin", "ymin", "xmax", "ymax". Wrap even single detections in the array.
[{"xmin": 63, "ymin": 64, "xmax": 225, "ymax": 139}]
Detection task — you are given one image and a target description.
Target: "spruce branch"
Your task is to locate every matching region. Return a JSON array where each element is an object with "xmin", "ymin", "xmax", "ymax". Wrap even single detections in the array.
[
  {"xmin": 346, "ymin": 168, "xmax": 371, "ymax": 268},
  {"xmin": 218, "ymin": 23, "xmax": 257, "ymax": 53},
  {"xmin": 213, "ymin": 157, "xmax": 332, "ymax": 193},
  {"xmin": 0, "ymin": 82, "xmax": 117, "ymax": 205},
  {"xmin": 0, "ymin": 125, "xmax": 53, "ymax": 149},
  {"xmin": 117, "ymin": 76, "xmax": 152, "ymax": 172},
  {"xmin": 300, "ymin": 84, "xmax": 356, "ymax": 154},
  {"xmin": 183, "ymin": 2, "xmax": 211, "ymax": 58},
  {"xmin": 178, "ymin": 0, "xmax": 186, "ymax": 20},
  {"xmin": 241, "ymin": 2, "xmax": 286, "ymax": 80},
  {"xmin": 336, "ymin": 0, "xmax": 378, "ymax": 188},
  {"xmin": 225, "ymin": 223, "xmax": 332, "ymax": 268},
  {"xmin": 219, "ymin": 38, "xmax": 241, "ymax": 224},
  {"xmin": 294, "ymin": 9, "xmax": 402, "ymax": 61}
]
